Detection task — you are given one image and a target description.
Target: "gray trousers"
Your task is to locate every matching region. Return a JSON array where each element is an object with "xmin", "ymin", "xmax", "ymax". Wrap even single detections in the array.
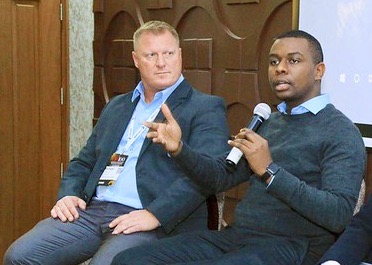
[{"xmin": 3, "ymin": 200, "xmax": 162, "ymax": 265}]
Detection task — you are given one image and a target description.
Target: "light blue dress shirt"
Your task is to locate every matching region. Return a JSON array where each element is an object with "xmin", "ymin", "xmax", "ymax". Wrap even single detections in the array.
[
  {"xmin": 276, "ymin": 94, "xmax": 330, "ymax": 115},
  {"xmin": 95, "ymin": 75, "xmax": 184, "ymax": 209}
]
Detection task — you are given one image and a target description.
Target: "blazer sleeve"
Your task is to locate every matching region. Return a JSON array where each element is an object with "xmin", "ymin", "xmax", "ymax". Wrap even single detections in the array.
[{"xmin": 145, "ymin": 94, "xmax": 231, "ymax": 233}]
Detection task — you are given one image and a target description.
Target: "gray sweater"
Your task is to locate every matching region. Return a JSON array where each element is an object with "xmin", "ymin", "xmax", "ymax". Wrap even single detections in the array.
[{"xmin": 175, "ymin": 104, "xmax": 366, "ymax": 243}]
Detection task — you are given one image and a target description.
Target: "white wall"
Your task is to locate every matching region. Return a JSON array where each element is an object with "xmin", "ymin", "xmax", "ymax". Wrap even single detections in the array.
[
  {"xmin": 299, "ymin": 0, "xmax": 372, "ymax": 147},
  {"xmin": 69, "ymin": 0, "xmax": 94, "ymax": 158}
]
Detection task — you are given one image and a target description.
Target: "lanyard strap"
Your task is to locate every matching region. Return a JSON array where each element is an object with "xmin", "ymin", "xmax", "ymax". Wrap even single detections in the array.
[{"xmin": 119, "ymin": 104, "xmax": 162, "ymax": 153}]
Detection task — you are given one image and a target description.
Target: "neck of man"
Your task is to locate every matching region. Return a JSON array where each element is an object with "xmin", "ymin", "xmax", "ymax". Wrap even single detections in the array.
[{"xmin": 144, "ymin": 90, "xmax": 156, "ymax": 103}]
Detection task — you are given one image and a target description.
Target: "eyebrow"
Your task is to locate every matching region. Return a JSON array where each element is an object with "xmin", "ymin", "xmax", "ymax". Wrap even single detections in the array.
[{"xmin": 269, "ymin": 52, "xmax": 304, "ymax": 57}]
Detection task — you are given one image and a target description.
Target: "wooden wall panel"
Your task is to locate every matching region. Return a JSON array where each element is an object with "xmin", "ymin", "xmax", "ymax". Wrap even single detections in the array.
[
  {"xmin": 93, "ymin": 0, "xmax": 293, "ymax": 201},
  {"xmin": 92, "ymin": 0, "xmax": 372, "ymax": 211}
]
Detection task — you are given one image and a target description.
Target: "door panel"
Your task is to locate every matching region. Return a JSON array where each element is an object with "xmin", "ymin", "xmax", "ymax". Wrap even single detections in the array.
[{"xmin": 0, "ymin": 0, "xmax": 68, "ymax": 260}]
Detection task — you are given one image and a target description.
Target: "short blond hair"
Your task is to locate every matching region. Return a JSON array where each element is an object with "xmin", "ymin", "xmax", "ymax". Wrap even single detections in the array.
[{"xmin": 133, "ymin": 20, "xmax": 180, "ymax": 51}]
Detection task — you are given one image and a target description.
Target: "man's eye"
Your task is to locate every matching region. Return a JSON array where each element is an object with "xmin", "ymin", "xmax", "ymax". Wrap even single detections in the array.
[
  {"xmin": 269, "ymin": 59, "xmax": 279, "ymax": 65},
  {"xmin": 144, "ymin": 53, "xmax": 156, "ymax": 60},
  {"xmin": 164, "ymin": 51, "xmax": 174, "ymax": 58},
  {"xmin": 289, "ymin": 59, "xmax": 299, "ymax": 64}
]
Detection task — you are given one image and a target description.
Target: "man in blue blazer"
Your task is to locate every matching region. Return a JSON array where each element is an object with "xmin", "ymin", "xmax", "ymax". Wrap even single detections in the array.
[
  {"xmin": 319, "ymin": 194, "xmax": 372, "ymax": 265},
  {"xmin": 3, "ymin": 20, "xmax": 230, "ymax": 265}
]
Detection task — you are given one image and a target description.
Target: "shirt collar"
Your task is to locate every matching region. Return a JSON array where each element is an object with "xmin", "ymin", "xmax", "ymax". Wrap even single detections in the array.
[
  {"xmin": 131, "ymin": 75, "xmax": 184, "ymax": 103},
  {"xmin": 277, "ymin": 94, "xmax": 330, "ymax": 115}
]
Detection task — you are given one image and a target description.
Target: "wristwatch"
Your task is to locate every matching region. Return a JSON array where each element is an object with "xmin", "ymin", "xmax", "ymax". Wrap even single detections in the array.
[{"xmin": 260, "ymin": 162, "xmax": 281, "ymax": 182}]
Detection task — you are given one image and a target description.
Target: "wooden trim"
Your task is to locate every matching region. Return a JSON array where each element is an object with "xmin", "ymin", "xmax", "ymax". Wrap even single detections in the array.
[
  {"xmin": 61, "ymin": 0, "xmax": 69, "ymax": 166},
  {"xmin": 292, "ymin": 0, "xmax": 299, "ymax": 29}
]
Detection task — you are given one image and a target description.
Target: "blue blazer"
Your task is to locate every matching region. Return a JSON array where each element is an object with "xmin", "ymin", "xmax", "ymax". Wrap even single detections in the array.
[
  {"xmin": 319, "ymin": 194, "xmax": 372, "ymax": 265},
  {"xmin": 58, "ymin": 79, "xmax": 230, "ymax": 234}
]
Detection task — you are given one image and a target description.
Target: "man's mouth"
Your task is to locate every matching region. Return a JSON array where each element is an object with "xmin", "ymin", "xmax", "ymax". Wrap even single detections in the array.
[{"xmin": 273, "ymin": 80, "xmax": 291, "ymax": 90}]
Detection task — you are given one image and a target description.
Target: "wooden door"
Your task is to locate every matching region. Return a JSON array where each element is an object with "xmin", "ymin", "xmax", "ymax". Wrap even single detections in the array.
[{"xmin": 0, "ymin": 0, "xmax": 69, "ymax": 260}]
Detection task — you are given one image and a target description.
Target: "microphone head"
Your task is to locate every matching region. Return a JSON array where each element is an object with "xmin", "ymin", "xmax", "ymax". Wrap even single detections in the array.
[{"xmin": 253, "ymin": 103, "xmax": 271, "ymax": 120}]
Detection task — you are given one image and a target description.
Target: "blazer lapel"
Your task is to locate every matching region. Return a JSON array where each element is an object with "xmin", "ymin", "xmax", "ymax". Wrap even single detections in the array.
[{"xmin": 108, "ymin": 95, "xmax": 139, "ymax": 155}]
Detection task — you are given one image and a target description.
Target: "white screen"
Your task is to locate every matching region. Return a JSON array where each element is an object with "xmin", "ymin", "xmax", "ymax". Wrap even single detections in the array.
[{"xmin": 299, "ymin": 0, "xmax": 372, "ymax": 148}]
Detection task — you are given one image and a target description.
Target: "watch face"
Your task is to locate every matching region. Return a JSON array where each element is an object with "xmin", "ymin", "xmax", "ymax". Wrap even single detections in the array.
[
  {"xmin": 267, "ymin": 163, "xmax": 280, "ymax": 175},
  {"xmin": 261, "ymin": 163, "xmax": 281, "ymax": 182}
]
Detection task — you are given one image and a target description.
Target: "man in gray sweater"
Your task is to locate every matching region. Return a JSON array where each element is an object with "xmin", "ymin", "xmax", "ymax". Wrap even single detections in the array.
[{"xmin": 111, "ymin": 30, "xmax": 366, "ymax": 265}]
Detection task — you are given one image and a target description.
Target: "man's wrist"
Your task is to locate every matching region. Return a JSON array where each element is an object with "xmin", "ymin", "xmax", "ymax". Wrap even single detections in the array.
[
  {"xmin": 260, "ymin": 162, "xmax": 280, "ymax": 183},
  {"xmin": 169, "ymin": 140, "xmax": 183, "ymax": 157}
]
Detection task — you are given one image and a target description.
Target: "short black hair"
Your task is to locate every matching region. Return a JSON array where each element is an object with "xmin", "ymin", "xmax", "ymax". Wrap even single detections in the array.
[{"xmin": 275, "ymin": 30, "xmax": 324, "ymax": 64}]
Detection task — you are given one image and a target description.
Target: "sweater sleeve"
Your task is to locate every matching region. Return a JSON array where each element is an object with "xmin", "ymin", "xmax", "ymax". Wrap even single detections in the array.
[{"xmin": 266, "ymin": 114, "xmax": 366, "ymax": 233}]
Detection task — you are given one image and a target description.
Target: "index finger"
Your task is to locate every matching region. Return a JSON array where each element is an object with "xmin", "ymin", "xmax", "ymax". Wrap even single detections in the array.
[
  {"xmin": 109, "ymin": 214, "xmax": 127, "ymax": 228},
  {"xmin": 59, "ymin": 198, "xmax": 79, "ymax": 220},
  {"xmin": 144, "ymin": 121, "xmax": 159, "ymax": 130},
  {"xmin": 160, "ymin": 104, "xmax": 176, "ymax": 123}
]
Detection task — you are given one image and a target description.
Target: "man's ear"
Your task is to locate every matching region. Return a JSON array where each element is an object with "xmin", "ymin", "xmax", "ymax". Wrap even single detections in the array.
[
  {"xmin": 132, "ymin": 51, "xmax": 139, "ymax": 68},
  {"xmin": 315, "ymin": 62, "xmax": 325, "ymax": 81}
]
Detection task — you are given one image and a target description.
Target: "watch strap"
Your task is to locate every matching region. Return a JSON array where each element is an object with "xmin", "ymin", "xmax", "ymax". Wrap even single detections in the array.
[{"xmin": 260, "ymin": 162, "xmax": 280, "ymax": 182}]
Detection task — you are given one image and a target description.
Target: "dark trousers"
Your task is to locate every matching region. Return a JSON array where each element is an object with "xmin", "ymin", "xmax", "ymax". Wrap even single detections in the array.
[{"xmin": 112, "ymin": 226, "xmax": 310, "ymax": 265}]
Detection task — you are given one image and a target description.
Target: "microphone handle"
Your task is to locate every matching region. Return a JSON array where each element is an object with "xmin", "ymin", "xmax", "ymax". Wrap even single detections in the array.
[
  {"xmin": 226, "ymin": 147, "xmax": 243, "ymax": 168},
  {"xmin": 226, "ymin": 115, "xmax": 265, "ymax": 168}
]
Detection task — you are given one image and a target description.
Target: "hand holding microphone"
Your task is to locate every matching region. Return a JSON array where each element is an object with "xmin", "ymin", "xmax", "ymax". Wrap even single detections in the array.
[{"xmin": 226, "ymin": 103, "xmax": 271, "ymax": 168}]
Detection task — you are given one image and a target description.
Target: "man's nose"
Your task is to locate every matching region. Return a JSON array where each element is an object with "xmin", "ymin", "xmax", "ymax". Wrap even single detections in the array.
[
  {"xmin": 155, "ymin": 54, "xmax": 166, "ymax": 66},
  {"xmin": 276, "ymin": 60, "xmax": 288, "ymax": 73}
]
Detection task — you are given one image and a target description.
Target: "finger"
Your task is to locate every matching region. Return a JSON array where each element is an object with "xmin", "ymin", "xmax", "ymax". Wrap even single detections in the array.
[
  {"xmin": 228, "ymin": 138, "xmax": 250, "ymax": 151},
  {"xmin": 50, "ymin": 207, "xmax": 57, "ymax": 218},
  {"xmin": 146, "ymin": 131, "xmax": 158, "ymax": 139},
  {"xmin": 77, "ymin": 199, "xmax": 86, "ymax": 211},
  {"xmin": 109, "ymin": 214, "xmax": 128, "ymax": 229},
  {"xmin": 143, "ymin": 121, "xmax": 158, "ymax": 130},
  {"xmin": 53, "ymin": 206, "xmax": 68, "ymax": 222},
  {"xmin": 57, "ymin": 201, "xmax": 75, "ymax": 221},
  {"xmin": 236, "ymin": 129, "xmax": 254, "ymax": 138},
  {"xmin": 122, "ymin": 225, "xmax": 141, "ymax": 235},
  {"xmin": 234, "ymin": 131, "xmax": 247, "ymax": 139},
  {"xmin": 161, "ymin": 104, "xmax": 176, "ymax": 124},
  {"xmin": 65, "ymin": 202, "xmax": 80, "ymax": 220},
  {"xmin": 109, "ymin": 217, "xmax": 120, "ymax": 228},
  {"xmin": 112, "ymin": 222, "xmax": 133, "ymax": 235}
]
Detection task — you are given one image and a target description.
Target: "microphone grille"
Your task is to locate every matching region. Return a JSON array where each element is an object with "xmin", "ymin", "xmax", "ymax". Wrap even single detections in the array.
[{"xmin": 253, "ymin": 103, "xmax": 271, "ymax": 120}]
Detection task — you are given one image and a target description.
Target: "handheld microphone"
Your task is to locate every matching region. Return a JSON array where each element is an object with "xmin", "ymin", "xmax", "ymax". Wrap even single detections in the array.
[{"xmin": 226, "ymin": 103, "xmax": 271, "ymax": 168}]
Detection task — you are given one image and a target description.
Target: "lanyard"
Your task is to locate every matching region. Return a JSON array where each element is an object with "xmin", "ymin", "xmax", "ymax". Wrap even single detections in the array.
[{"xmin": 119, "ymin": 104, "xmax": 162, "ymax": 153}]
